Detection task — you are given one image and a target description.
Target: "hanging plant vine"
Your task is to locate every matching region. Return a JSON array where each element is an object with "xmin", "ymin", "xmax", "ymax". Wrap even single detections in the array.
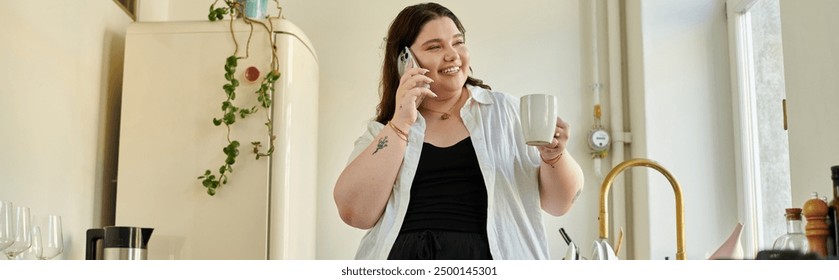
[{"xmin": 198, "ymin": 0, "xmax": 283, "ymax": 196}]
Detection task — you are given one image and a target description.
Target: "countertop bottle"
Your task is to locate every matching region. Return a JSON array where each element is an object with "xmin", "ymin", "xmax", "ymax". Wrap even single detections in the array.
[{"xmin": 772, "ymin": 208, "xmax": 809, "ymax": 254}]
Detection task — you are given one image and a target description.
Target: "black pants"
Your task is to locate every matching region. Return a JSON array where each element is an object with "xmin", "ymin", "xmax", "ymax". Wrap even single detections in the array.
[{"xmin": 387, "ymin": 230, "xmax": 493, "ymax": 260}]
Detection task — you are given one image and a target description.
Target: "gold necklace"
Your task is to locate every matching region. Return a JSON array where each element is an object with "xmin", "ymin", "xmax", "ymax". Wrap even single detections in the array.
[{"xmin": 421, "ymin": 92, "xmax": 465, "ymax": 120}]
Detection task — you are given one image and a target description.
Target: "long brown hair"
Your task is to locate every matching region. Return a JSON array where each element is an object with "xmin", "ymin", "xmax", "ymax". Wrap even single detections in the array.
[{"xmin": 375, "ymin": 2, "xmax": 491, "ymax": 124}]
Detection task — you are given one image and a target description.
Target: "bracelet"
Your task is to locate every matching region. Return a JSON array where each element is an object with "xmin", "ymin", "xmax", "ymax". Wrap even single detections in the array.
[
  {"xmin": 541, "ymin": 151, "xmax": 564, "ymax": 168},
  {"xmin": 388, "ymin": 121, "xmax": 408, "ymax": 142}
]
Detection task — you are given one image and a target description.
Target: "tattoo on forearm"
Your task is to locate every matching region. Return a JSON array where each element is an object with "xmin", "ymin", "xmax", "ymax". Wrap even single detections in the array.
[
  {"xmin": 571, "ymin": 189, "xmax": 582, "ymax": 203},
  {"xmin": 373, "ymin": 136, "xmax": 389, "ymax": 155}
]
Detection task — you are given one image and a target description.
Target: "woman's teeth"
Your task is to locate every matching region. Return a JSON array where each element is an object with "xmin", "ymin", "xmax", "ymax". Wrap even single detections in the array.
[{"xmin": 441, "ymin": 67, "xmax": 460, "ymax": 74}]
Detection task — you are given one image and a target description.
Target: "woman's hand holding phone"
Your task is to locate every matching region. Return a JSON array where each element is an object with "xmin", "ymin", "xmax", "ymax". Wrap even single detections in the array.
[{"xmin": 393, "ymin": 47, "xmax": 436, "ymax": 129}]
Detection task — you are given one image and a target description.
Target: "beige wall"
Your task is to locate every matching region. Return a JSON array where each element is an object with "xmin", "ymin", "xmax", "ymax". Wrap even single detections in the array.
[
  {"xmin": 780, "ymin": 0, "xmax": 839, "ymax": 212},
  {"xmin": 0, "ymin": 1, "xmax": 133, "ymax": 259}
]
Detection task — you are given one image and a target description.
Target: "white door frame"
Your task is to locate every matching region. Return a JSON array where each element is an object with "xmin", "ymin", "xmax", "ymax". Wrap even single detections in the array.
[{"xmin": 726, "ymin": 0, "xmax": 764, "ymax": 257}]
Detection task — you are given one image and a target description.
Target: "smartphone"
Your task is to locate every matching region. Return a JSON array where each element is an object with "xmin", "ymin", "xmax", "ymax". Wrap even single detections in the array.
[
  {"xmin": 397, "ymin": 46, "xmax": 419, "ymax": 77},
  {"xmin": 397, "ymin": 46, "xmax": 429, "ymax": 107}
]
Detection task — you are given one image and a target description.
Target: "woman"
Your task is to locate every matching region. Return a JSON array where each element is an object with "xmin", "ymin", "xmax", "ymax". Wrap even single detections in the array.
[{"xmin": 333, "ymin": 2, "xmax": 584, "ymax": 260}]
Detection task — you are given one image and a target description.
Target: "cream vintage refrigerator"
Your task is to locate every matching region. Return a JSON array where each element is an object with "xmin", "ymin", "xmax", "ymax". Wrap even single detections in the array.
[{"xmin": 115, "ymin": 19, "xmax": 318, "ymax": 260}]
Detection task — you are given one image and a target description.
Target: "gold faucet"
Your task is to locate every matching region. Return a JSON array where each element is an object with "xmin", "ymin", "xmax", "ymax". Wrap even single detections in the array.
[{"xmin": 599, "ymin": 158, "xmax": 686, "ymax": 260}]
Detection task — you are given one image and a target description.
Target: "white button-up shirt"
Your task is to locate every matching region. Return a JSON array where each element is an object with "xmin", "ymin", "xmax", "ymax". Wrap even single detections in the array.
[{"xmin": 348, "ymin": 85, "xmax": 549, "ymax": 260}]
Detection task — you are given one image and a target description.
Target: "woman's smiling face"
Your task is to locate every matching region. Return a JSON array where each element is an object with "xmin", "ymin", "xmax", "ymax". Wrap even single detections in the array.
[{"xmin": 410, "ymin": 16, "xmax": 470, "ymax": 96}]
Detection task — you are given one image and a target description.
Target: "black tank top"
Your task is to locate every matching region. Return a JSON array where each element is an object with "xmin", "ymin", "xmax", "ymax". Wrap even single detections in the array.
[{"xmin": 399, "ymin": 137, "xmax": 488, "ymax": 234}]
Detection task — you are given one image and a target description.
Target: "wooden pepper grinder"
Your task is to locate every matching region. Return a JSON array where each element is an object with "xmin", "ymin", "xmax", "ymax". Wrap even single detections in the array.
[{"xmin": 803, "ymin": 192, "xmax": 830, "ymax": 257}]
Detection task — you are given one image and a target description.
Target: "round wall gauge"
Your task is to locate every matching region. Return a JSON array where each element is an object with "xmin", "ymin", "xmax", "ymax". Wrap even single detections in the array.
[{"xmin": 588, "ymin": 128, "xmax": 611, "ymax": 152}]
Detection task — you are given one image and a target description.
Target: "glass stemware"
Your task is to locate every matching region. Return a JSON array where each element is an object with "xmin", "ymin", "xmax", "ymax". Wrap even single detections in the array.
[
  {"xmin": 29, "ymin": 226, "xmax": 42, "ymax": 260},
  {"xmin": 2, "ymin": 206, "xmax": 31, "ymax": 259},
  {"xmin": 0, "ymin": 201, "xmax": 14, "ymax": 251},
  {"xmin": 39, "ymin": 215, "xmax": 63, "ymax": 260}
]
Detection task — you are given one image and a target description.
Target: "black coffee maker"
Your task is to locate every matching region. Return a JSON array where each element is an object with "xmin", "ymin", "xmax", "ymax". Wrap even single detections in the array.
[{"xmin": 86, "ymin": 226, "xmax": 154, "ymax": 260}]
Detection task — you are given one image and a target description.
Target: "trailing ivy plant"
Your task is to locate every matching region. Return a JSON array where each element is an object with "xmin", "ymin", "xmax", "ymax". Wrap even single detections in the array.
[{"xmin": 198, "ymin": 0, "xmax": 283, "ymax": 196}]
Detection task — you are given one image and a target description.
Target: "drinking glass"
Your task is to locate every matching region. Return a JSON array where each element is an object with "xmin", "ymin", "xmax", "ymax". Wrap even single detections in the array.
[
  {"xmin": 2, "ymin": 206, "xmax": 31, "ymax": 259},
  {"xmin": 0, "ymin": 201, "xmax": 14, "ymax": 251},
  {"xmin": 39, "ymin": 215, "xmax": 63, "ymax": 260},
  {"xmin": 29, "ymin": 226, "xmax": 42, "ymax": 260}
]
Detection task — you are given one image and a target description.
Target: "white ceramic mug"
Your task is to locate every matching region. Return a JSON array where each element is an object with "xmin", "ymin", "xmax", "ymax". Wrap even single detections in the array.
[{"xmin": 520, "ymin": 94, "xmax": 558, "ymax": 146}]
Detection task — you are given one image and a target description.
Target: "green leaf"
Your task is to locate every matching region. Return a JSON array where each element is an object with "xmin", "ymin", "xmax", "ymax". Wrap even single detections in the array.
[
  {"xmin": 267, "ymin": 71, "xmax": 280, "ymax": 82},
  {"xmin": 212, "ymin": 118, "xmax": 222, "ymax": 126},
  {"xmin": 226, "ymin": 56, "xmax": 238, "ymax": 67},
  {"xmin": 231, "ymin": 79, "xmax": 239, "ymax": 87},
  {"xmin": 208, "ymin": 5, "xmax": 219, "ymax": 21}
]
